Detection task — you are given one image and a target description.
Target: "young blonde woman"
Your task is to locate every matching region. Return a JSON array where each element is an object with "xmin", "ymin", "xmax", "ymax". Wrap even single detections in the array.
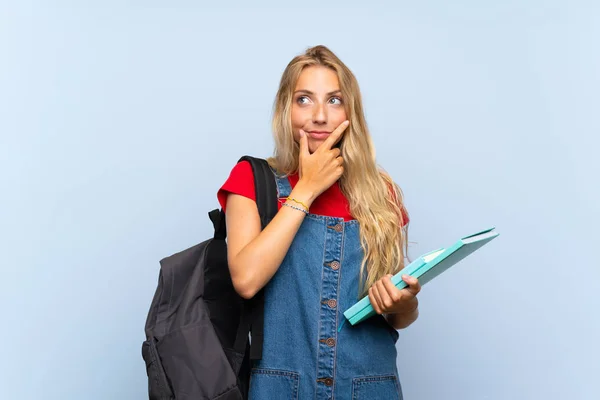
[{"xmin": 217, "ymin": 45, "xmax": 421, "ymax": 400}]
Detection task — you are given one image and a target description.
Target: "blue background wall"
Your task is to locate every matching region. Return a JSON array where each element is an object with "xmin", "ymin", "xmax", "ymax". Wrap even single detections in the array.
[{"xmin": 2, "ymin": 1, "xmax": 598, "ymax": 399}]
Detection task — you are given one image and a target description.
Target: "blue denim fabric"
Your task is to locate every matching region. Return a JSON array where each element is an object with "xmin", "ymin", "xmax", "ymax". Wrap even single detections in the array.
[{"xmin": 249, "ymin": 171, "xmax": 403, "ymax": 400}]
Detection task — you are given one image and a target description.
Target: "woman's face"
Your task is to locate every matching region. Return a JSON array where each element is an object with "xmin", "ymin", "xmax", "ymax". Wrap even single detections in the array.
[{"xmin": 291, "ymin": 66, "xmax": 348, "ymax": 154}]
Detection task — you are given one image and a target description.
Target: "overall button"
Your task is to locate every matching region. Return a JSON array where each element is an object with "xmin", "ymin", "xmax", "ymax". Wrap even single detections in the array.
[
  {"xmin": 325, "ymin": 338, "xmax": 336, "ymax": 347},
  {"xmin": 327, "ymin": 223, "xmax": 343, "ymax": 232},
  {"xmin": 330, "ymin": 261, "xmax": 340, "ymax": 270},
  {"xmin": 317, "ymin": 378, "xmax": 334, "ymax": 386},
  {"xmin": 327, "ymin": 299, "xmax": 337, "ymax": 309}
]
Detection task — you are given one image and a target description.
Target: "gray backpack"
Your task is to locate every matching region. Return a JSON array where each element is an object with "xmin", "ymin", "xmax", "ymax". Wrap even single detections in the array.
[{"xmin": 141, "ymin": 156, "xmax": 278, "ymax": 399}]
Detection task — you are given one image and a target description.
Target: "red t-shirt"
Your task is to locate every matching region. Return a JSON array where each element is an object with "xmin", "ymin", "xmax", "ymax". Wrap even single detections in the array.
[
  {"xmin": 217, "ymin": 161, "xmax": 353, "ymax": 220},
  {"xmin": 217, "ymin": 161, "xmax": 409, "ymax": 225}
]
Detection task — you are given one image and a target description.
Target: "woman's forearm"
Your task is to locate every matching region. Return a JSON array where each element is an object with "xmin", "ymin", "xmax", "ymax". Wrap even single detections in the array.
[
  {"xmin": 227, "ymin": 183, "xmax": 317, "ymax": 299},
  {"xmin": 386, "ymin": 308, "xmax": 419, "ymax": 330}
]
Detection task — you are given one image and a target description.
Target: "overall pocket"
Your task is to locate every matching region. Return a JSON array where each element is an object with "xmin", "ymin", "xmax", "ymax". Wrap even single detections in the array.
[
  {"xmin": 141, "ymin": 338, "xmax": 175, "ymax": 400},
  {"xmin": 352, "ymin": 374, "xmax": 402, "ymax": 400},
  {"xmin": 249, "ymin": 368, "xmax": 300, "ymax": 400}
]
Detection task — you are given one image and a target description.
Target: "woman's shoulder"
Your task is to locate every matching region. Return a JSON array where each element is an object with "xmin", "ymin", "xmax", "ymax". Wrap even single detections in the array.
[{"xmin": 217, "ymin": 160, "xmax": 256, "ymax": 211}]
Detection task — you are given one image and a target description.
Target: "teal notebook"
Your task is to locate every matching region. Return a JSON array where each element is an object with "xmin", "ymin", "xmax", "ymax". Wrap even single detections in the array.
[{"xmin": 343, "ymin": 227, "xmax": 499, "ymax": 326}]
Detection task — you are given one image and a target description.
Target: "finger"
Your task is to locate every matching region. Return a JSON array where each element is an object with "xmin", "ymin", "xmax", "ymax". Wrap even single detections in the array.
[
  {"xmin": 299, "ymin": 129, "xmax": 310, "ymax": 157},
  {"xmin": 401, "ymin": 274, "xmax": 421, "ymax": 296},
  {"xmin": 371, "ymin": 285, "xmax": 385, "ymax": 314},
  {"xmin": 320, "ymin": 120, "xmax": 349, "ymax": 151},
  {"xmin": 368, "ymin": 287, "xmax": 382, "ymax": 314},
  {"xmin": 381, "ymin": 274, "xmax": 402, "ymax": 304},
  {"xmin": 336, "ymin": 156, "xmax": 344, "ymax": 166},
  {"xmin": 373, "ymin": 282, "xmax": 388, "ymax": 314},
  {"xmin": 376, "ymin": 279, "xmax": 394, "ymax": 311}
]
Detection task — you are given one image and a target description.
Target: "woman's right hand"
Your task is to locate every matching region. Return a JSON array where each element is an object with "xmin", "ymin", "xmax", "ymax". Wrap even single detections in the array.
[{"xmin": 297, "ymin": 120, "xmax": 349, "ymax": 199}]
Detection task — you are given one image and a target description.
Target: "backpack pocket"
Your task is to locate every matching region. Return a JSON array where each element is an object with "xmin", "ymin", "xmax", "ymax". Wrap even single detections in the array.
[
  {"xmin": 351, "ymin": 374, "xmax": 402, "ymax": 400},
  {"xmin": 142, "ymin": 337, "xmax": 175, "ymax": 400},
  {"xmin": 156, "ymin": 321, "xmax": 242, "ymax": 399}
]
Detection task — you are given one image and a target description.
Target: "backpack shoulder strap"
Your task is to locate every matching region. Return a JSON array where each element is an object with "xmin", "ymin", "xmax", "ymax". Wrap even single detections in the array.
[
  {"xmin": 234, "ymin": 155, "xmax": 278, "ymax": 361},
  {"xmin": 211, "ymin": 156, "xmax": 277, "ymax": 240},
  {"xmin": 237, "ymin": 155, "xmax": 278, "ymax": 228}
]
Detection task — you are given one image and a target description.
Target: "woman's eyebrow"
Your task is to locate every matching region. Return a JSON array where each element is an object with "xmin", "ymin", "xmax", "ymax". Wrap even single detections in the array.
[{"xmin": 294, "ymin": 89, "xmax": 342, "ymax": 96}]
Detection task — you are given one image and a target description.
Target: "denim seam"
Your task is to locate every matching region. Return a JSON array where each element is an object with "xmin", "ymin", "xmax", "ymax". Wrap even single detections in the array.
[
  {"xmin": 331, "ymin": 223, "xmax": 344, "ymax": 399},
  {"xmin": 353, "ymin": 374, "xmax": 398, "ymax": 383},
  {"xmin": 314, "ymin": 218, "xmax": 327, "ymax": 399}
]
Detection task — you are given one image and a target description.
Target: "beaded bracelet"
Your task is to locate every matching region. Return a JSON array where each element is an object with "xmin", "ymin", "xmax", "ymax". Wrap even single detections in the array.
[
  {"xmin": 286, "ymin": 197, "xmax": 309, "ymax": 211},
  {"xmin": 282, "ymin": 202, "xmax": 309, "ymax": 215}
]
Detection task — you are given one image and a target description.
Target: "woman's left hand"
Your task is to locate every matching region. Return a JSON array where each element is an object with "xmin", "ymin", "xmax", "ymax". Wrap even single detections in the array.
[{"xmin": 368, "ymin": 274, "xmax": 421, "ymax": 316}]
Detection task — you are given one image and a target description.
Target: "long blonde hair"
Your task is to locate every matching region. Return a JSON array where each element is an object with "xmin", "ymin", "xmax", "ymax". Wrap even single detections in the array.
[{"xmin": 267, "ymin": 45, "xmax": 409, "ymax": 295}]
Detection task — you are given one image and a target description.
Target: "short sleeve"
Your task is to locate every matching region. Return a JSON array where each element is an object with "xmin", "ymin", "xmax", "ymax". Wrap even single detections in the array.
[
  {"xmin": 217, "ymin": 161, "xmax": 256, "ymax": 212},
  {"xmin": 400, "ymin": 206, "xmax": 410, "ymax": 227}
]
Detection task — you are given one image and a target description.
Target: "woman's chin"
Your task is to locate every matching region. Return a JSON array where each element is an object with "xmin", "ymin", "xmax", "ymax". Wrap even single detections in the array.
[{"xmin": 308, "ymin": 139, "xmax": 326, "ymax": 153}]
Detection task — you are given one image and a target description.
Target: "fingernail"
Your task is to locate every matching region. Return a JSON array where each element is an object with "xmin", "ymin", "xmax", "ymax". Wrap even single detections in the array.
[{"xmin": 299, "ymin": 129, "xmax": 305, "ymax": 137}]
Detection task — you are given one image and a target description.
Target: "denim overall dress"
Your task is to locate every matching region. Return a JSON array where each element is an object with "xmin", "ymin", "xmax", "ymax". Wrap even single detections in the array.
[{"xmin": 249, "ymin": 171, "xmax": 403, "ymax": 400}]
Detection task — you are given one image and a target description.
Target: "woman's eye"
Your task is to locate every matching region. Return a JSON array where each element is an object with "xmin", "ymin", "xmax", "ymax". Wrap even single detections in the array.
[
  {"xmin": 297, "ymin": 96, "xmax": 310, "ymax": 104},
  {"xmin": 296, "ymin": 96, "xmax": 342, "ymax": 105}
]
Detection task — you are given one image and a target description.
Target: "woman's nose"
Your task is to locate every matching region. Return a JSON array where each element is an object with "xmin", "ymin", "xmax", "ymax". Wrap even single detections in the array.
[{"xmin": 312, "ymin": 102, "xmax": 327, "ymax": 124}]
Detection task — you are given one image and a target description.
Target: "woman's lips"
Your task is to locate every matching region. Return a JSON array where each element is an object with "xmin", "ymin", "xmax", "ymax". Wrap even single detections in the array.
[{"xmin": 308, "ymin": 131, "xmax": 331, "ymax": 140}]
